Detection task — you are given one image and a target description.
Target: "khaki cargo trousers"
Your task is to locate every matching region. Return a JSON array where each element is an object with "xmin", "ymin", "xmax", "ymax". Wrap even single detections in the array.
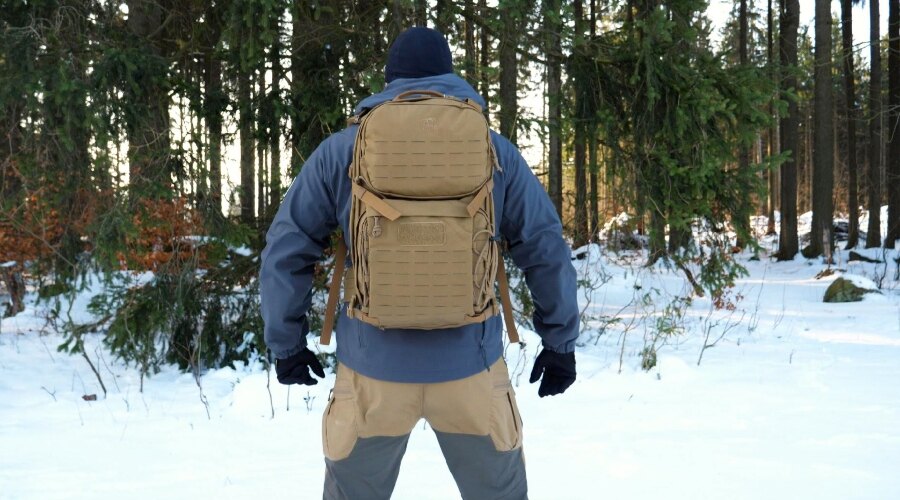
[{"xmin": 322, "ymin": 358, "xmax": 528, "ymax": 499}]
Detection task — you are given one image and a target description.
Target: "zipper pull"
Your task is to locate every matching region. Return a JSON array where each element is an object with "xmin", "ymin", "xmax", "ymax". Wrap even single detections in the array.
[{"xmin": 371, "ymin": 216, "xmax": 382, "ymax": 238}]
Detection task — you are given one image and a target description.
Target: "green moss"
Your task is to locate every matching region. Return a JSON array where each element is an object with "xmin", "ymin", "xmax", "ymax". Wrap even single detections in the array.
[{"xmin": 823, "ymin": 278, "xmax": 876, "ymax": 303}]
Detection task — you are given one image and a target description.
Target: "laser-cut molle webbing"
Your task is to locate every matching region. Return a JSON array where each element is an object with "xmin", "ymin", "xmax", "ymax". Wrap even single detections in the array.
[{"xmin": 345, "ymin": 92, "xmax": 501, "ymax": 331}]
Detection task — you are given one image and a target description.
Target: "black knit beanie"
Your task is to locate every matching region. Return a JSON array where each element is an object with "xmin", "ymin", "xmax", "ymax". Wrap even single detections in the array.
[{"xmin": 385, "ymin": 27, "xmax": 453, "ymax": 83}]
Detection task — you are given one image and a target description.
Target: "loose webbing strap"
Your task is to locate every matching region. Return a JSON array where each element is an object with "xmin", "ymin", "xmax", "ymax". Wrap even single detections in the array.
[
  {"xmin": 466, "ymin": 179, "xmax": 494, "ymax": 217},
  {"xmin": 320, "ymin": 238, "xmax": 348, "ymax": 346},
  {"xmin": 351, "ymin": 184, "xmax": 402, "ymax": 220},
  {"xmin": 497, "ymin": 258, "xmax": 521, "ymax": 344},
  {"xmin": 324, "ymin": 238, "xmax": 520, "ymax": 345}
]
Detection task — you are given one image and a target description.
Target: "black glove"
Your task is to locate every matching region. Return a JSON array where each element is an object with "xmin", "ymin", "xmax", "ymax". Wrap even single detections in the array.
[
  {"xmin": 275, "ymin": 348, "xmax": 326, "ymax": 386},
  {"xmin": 529, "ymin": 349, "xmax": 576, "ymax": 397}
]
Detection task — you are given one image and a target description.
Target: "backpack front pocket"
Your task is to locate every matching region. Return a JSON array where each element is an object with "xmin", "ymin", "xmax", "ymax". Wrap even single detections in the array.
[{"xmin": 363, "ymin": 200, "xmax": 474, "ymax": 329}]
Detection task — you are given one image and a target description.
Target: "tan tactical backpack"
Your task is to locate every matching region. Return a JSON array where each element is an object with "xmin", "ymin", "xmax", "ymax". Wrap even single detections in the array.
[{"xmin": 321, "ymin": 90, "xmax": 519, "ymax": 344}]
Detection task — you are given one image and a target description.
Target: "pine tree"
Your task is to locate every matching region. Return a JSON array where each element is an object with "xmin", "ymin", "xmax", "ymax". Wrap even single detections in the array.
[
  {"xmin": 777, "ymin": 0, "xmax": 801, "ymax": 260},
  {"xmin": 887, "ymin": 0, "xmax": 900, "ymax": 247},
  {"xmin": 841, "ymin": 0, "xmax": 860, "ymax": 248}
]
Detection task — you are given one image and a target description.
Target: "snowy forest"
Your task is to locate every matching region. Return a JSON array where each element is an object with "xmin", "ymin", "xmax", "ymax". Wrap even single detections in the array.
[{"xmin": 2, "ymin": 0, "xmax": 899, "ymax": 498}]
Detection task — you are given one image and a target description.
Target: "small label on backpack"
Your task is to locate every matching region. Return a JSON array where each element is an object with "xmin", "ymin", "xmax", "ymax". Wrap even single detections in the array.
[{"xmin": 398, "ymin": 222, "xmax": 445, "ymax": 245}]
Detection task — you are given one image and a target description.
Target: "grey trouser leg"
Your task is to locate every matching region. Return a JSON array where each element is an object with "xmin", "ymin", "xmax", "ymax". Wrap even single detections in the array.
[
  {"xmin": 434, "ymin": 430, "xmax": 528, "ymax": 500},
  {"xmin": 321, "ymin": 360, "xmax": 527, "ymax": 499},
  {"xmin": 323, "ymin": 434, "xmax": 411, "ymax": 500}
]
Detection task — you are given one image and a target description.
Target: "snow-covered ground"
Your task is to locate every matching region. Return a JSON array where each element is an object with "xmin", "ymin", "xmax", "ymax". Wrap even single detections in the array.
[{"xmin": 2, "ymin": 244, "xmax": 900, "ymax": 499}]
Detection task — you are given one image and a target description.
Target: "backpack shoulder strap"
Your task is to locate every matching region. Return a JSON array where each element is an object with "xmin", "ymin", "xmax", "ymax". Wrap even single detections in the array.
[
  {"xmin": 320, "ymin": 237, "xmax": 347, "ymax": 346},
  {"xmin": 497, "ymin": 258, "xmax": 521, "ymax": 344}
]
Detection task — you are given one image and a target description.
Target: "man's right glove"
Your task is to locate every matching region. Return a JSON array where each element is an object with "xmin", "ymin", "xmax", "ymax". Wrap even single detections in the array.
[
  {"xmin": 275, "ymin": 348, "xmax": 326, "ymax": 386},
  {"xmin": 529, "ymin": 349, "xmax": 576, "ymax": 397}
]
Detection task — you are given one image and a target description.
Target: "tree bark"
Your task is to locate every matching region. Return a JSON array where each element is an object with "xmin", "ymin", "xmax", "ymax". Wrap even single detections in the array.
[
  {"xmin": 886, "ymin": 0, "xmax": 900, "ymax": 247},
  {"xmin": 589, "ymin": 0, "xmax": 599, "ymax": 239},
  {"xmin": 498, "ymin": 0, "xmax": 520, "ymax": 143},
  {"xmin": 544, "ymin": 0, "xmax": 563, "ymax": 218},
  {"xmin": 777, "ymin": 0, "xmax": 800, "ymax": 260},
  {"xmin": 257, "ymin": 68, "xmax": 267, "ymax": 223},
  {"xmin": 270, "ymin": 18, "xmax": 282, "ymax": 211},
  {"xmin": 204, "ymin": 44, "xmax": 223, "ymax": 214},
  {"xmin": 464, "ymin": 0, "xmax": 477, "ymax": 87},
  {"xmin": 478, "ymin": 0, "xmax": 490, "ymax": 113},
  {"xmin": 766, "ymin": 0, "xmax": 778, "ymax": 235},
  {"xmin": 415, "ymin": 0, "xmax": 427, "ymax": 26},
  {"xmin": 867, "ymin": 0, "xmax": 884, "ymax": 247},
  {"xmin": 842, "ymin": 0, "xmax": 859, "ymax": 248},
  {"xmin": 736, "ymin": 0, "xmax": 751, "ymax": 245},
  {"xmin": 239, "ymin": 66, "xmax": 255, "ymax": 225},
  {"xmin": 808, "ymin": 0, "xmax": 834, "ymax": 258},
  {"xmin": 126, "ymin": 0, "xmax": 171, "ymax": 198},
  {"xmin": 435, "ymin": 0, "xmax": 453, "ymax": 35},
  {"xmin": 573, "ymin": 0, "xmax": 589, "ymax": 247}
]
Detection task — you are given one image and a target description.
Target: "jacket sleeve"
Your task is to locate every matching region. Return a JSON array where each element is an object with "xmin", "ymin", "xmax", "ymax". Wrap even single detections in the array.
[
  {"xmin": 495, "ymin": 134, "xmax": 580, "ymax": 353},
  {"xmin": 259, "ymin": 138, "xmax": 341, "ymax": 359}
]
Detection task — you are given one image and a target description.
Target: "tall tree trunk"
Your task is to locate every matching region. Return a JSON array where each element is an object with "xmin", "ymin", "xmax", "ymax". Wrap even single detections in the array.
[
  {"xmin": 573, "ymin": 0, "xmax": 589, "ymax": 247},
  {"xmin": 478, "ymin": 0, "xmax": 490, "ymax": 112},
  {"xmin": 736, "ymin": 0, "xmax": 751, "ymax": 245},
  {"xmin": 201, "ymin": 2, "xmax": 223, "ymax": 216},
  {"xmin": 126, "ymin": 0, "xmax": 171, "ymax": 199},
  {"xmin": 887, "ymin": 0, "xmax": 900, "ymax": 247},
  {"xmin": 239, "ymin": 67, "xmax": 255, "ymax": 225},
  {"xmin": 498, "ymin": 0, "xmax": 519, "ymax": 143},
  {"xmin": 766, "ymin": 0, "xmax": 778, "ymax": 235},
  {"xmin": 205, "ymin": 55, "xmax": 223, "ymax": 214},
  {"xmin": 867, "ymin": 0, "xmax": 884, "ymax": 247},
  {"xmin": 270, "ymin": 19, "xmax": 282, "ymax": 210},
  {"xmin": 414, "ymin": 0, "xmax": 427, "ymax": 26},
  {"xmin": 44, "ymin": 3, "xmax": 92, "ymax": 277},
  {"xmin": 842, "ymin": 0, "xmax": 859, "ymax": 248},
  {"xmin": 464, "ymin": 0, "xmax": 477, "ymax": 87},
  {"xmin": 777, "ymin": 0, "xmax": 800, "ymax": 260},
  {"xmin": 290, "ymin": 2, "xmax": 343, "ymax": 176},
  {"xmin": 435, "ymin": 0, "xmax": 453, "ymax": 35},
  {"xmin": 545, "ymin": 0, "xmax": 563, "ymax": 218},
  {"xmin": 808, "ymin": 0, "xmax": 834, "ymax": 258},
  {"xmin": 589, "ymin": 0, "xmax": 599, "ymax": 240},
  {"xmin": 257, "ymin": 68, "xmax": 267, "ymax": 223}
]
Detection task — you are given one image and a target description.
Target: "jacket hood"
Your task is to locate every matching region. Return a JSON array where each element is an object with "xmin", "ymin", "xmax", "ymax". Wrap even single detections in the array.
[{"xmin": 353, "ymin": 73, "xmax": 486, "ymax": 116}]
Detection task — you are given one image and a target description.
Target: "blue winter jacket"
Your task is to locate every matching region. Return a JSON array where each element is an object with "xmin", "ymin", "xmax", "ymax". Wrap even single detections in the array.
[{"xmin": 260, "ymin": 73, "xmax": 578, "ymax": 383}]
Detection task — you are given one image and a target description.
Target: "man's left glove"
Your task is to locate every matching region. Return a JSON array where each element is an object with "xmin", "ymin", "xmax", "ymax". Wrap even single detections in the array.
[
  {"xmin": 529, "ymin": 349, "xmax": 576, "ymax": 397},
  {"xmin": 276, "ymin": 348, "xmax": 326, "ymax": 386}
]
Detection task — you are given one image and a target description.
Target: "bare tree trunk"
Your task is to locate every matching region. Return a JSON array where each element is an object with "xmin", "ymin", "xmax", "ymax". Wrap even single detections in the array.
[
  {"xmin": 435, "ymin": 0, "xmax": 453, "ymax": 35},
  {"xmin": 257, "ymin": 69, "xmax": 267, "ymax": 224},
  {"xmin": 842, "ymin": 0, "xmax": 859, "ymax": 248},
  {"xmin": 205, "ymin": 52, "xmax": 223, "ymax": 213},
  {"xmin": 126, "ymin": 0, "xmax": 171, "ymax": 198},
  {"xmin": 478, "ymin": 0, "xmax": 490, "ymax": 114},
  {"xmin": 867, "ymin": 0, "xmax": 884, "ymax": 247},
  {"xmin": 589, "ymin": 0, "xmax": 599, "ymax": 240},
  {"xmin": 808, "ymin": 0, "xmax": 834, "ymax": 258},
  {"xmin": 415, "ymin": 0, "xmax": 427, "ymax": 26},
  {"xmin": 766, "ymin": 0, "xmax": 778, "ymax": 235},
  {"xmin": 777, "ymin": 0, "xmax": 800, "ymax": 260},
  {"xmin": 544, "ymin": 0, "xmax": 563, "ymax": 218},
  {"xmin": 464, "ymin": 0, "xmax": 477, "ymax": 87},
  {"xmin": 239, "ymin": 66, "xmax": 255, "ymax": 224},
  {"xmin": 498, "ymin": 0, "xmax": 519, "ymax": 143},
  {"xmin": 887, "ymin": 0, "xmax": 900, "ymax": 247},
  {"xmin": 270, "ymin": 22, "xmax": 282, "ymax": 210},
  {"xmin": 736, "ymin": 0, "xmax": 751, "ymax": 246},
  {"xmin": 573, "ymin": 0, "xmax": 589, "ymax": 247}
]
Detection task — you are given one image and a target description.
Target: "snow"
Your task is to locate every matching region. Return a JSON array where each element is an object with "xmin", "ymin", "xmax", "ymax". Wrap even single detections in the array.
[{"xmin": 2, "ymin": 245, "xmax": 900, "ymax": 499}]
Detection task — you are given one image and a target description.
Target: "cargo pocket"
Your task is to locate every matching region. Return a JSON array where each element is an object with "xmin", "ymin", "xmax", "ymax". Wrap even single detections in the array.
[
  {"xmin": 488, "ymin": 373, "xmax": 524, "ymax": 452},
  {"xmin": 322, "ymin": 379, "xmax": 358, "ymax": 461}
]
